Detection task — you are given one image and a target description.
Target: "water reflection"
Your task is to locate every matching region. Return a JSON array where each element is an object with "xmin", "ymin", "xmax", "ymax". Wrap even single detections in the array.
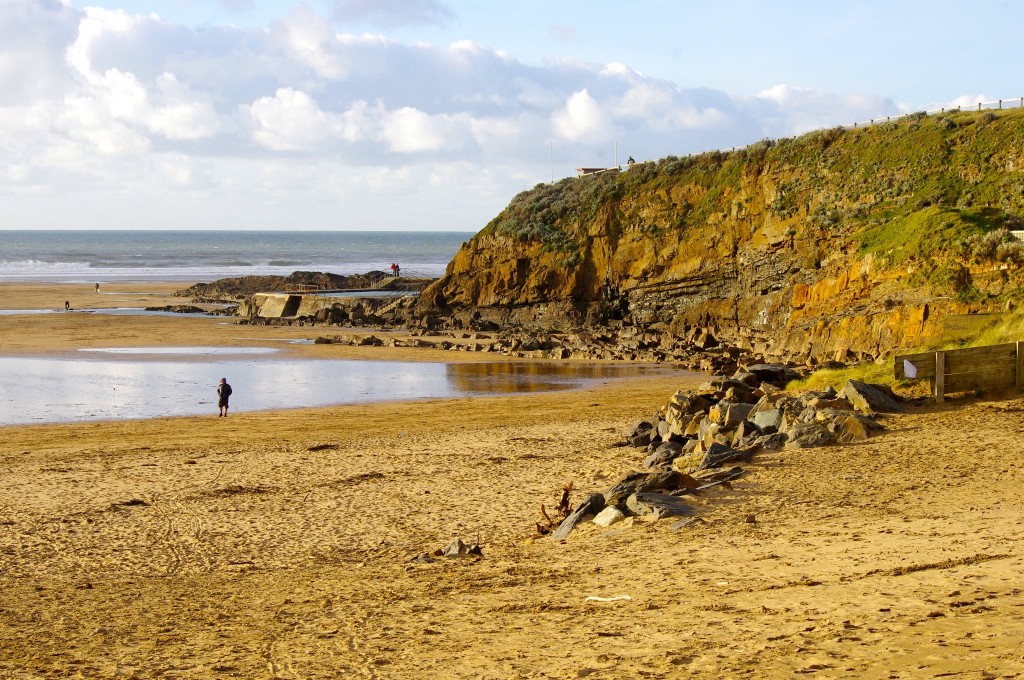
[
  {"xmin": 445, "ymin": 361, "xmax": 674, "ymax": 394},
  {"xmin": 0, "ymin": 355, "xmax": 692, "ymax": 426}
]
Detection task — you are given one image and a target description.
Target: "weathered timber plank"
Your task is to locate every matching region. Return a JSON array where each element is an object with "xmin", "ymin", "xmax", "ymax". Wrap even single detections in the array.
[
  {"xmin": 895, "ymin": 352, "xmax": 937, "ymax": 379},
  {"xmin": 945, "ymin": 356, "xmax": 1017, "ymax": 374},
  {"xmin": 945, "ymin": 371, "xmax": 1017, "ymax": 394},
  {"xmin": 944, "ymin": 344, "xmax": 1017, "ymax": 372},
  {"xmin": 942, "ymin": 342, "xmax": 1016, "ymax": 359}
]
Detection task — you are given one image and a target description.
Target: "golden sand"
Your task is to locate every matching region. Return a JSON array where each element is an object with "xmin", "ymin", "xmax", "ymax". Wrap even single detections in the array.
[{"xmin": 1, "ymin": 282, "xmax": 1022, "ymax": 678}]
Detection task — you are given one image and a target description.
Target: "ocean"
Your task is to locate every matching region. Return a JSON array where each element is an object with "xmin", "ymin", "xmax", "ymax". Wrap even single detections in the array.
[{"xmin": 0, "ymin": 230, "xmax": 475, "ymax": 282}]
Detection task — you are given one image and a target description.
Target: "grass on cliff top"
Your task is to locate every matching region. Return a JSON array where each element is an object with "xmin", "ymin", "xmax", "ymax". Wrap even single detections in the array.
[
  {"xmin": 790, "ymin": 309, "xmax": 1024, "ymax": 393},
  {"xmin": 856, "ymin": 206, "xmax": 1001, "ymax": 265}
]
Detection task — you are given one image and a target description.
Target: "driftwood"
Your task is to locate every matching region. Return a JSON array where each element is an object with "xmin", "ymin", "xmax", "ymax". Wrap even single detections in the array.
[{"xmin": 536, "ymin": 482, "xmax": 574, "ymax": 536}]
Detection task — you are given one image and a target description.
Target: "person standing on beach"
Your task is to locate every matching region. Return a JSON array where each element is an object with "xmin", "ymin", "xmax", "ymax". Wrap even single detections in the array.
[
  {"xmin": 217, "ymin": 378, "xmax": 233, "ymax": 417},
  {"xmin": 95, "ymin": 283, "xmax": 100, "ymax": 293}
]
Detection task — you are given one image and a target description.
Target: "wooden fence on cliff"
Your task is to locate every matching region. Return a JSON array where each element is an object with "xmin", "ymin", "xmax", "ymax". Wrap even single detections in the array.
[{"xmin": 895, "ymin": 342, "xmax": 1024, "ymax": 403}]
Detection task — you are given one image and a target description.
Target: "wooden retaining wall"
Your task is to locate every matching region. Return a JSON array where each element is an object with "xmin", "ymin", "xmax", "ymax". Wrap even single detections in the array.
[{"xmin": 895, "ymin": 342, "xmax": 1024, "ymax": 403}]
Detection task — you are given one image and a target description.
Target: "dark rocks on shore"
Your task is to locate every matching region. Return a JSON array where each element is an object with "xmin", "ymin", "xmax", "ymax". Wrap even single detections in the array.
[
  {"xmin": 144, "ymin": 304, "xmax": 208, "ymax": 314},
  {"xmin": 175, "ymin": 271, "xmax": 392, "ymax": 301}
]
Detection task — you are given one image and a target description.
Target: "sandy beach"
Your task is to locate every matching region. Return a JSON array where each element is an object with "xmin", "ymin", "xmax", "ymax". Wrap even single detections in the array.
[{"xmin": 1, "ymin": 282, "xmax": 1023, "ymax": 678}]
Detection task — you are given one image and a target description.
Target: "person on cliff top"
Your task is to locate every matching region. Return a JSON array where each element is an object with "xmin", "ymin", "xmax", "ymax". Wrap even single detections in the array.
[{"xmin": 217, "ymin": 378, "xmax": 233, "ymax": 417}]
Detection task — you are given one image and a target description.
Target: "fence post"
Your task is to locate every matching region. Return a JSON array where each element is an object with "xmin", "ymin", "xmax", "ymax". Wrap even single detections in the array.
[
  {"xmin": 935, "ymin": 351, "xmax": 946, "ymax": 403},
  {"xmin": 999, "ymin": 99, "xmax": 1003, "ymax": 110},
  {"xmin": 978, "ymin": 102, "xmax": 982, "ymax": 111},
  {"xmin": 1017, "ymin": 342, "xmax": 1024, "ymax": 388}
]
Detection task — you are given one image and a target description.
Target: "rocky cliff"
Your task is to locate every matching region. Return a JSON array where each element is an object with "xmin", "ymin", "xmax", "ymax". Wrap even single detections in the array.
[{"xmin": 420, "ymin": 108, "xmax": 1024, "ymax": 363}]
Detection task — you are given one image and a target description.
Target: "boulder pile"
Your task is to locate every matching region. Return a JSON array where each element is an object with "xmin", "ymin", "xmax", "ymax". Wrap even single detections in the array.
[{"xmin": 549, "ymin": 367, "xmax": 905, "ymax": 539}]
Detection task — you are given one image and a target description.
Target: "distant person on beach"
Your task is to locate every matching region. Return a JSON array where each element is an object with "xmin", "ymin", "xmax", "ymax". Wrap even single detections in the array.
[
  {"xmin": 217, "ymin": 378, "xmax": 232, "ymax": 417},
  {"xmin": 64, "ymin": 300, "xmax": 70, "ymax": 311},
  {"xmin": 95, "ymin": 283, "xmax": 100, "ymax": 293},
  {"xmin": 390, "ymin": 263, "xmax": 397, "ymax": 276},
  {"xmin": 394, "ymin": 263, "xmax": 400, "ymax": 277}
]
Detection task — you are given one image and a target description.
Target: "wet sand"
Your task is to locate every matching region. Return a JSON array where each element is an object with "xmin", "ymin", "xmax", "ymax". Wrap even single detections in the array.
[{"xmin": 1, "ymin": 282, "xmax": 1023, "ymax": 678}]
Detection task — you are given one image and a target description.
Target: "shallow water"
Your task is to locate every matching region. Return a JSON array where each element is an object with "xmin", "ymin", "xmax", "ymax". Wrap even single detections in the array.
[
  {"xmin": 0, "ymin": 350, "xmax": 692, "ymax": 426},
  {"xmin": 0, "ymin": 308, "xmax": 221, "ymax": 317}
]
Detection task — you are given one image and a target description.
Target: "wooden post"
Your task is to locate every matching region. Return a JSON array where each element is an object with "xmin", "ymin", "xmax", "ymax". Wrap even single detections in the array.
[
  {"xmin": 935, "ymin": 351, "xmax": 946, "ymax": 403},
  {"xmin": 1017, "ymin": 341, "xmax": 1024, "ymax": 388}
]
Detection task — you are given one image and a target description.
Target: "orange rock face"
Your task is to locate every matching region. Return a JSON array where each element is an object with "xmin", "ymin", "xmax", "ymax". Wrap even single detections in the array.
[{"xmin": 421, "ymin": 113, "xmax": 1024, "ymax": 362}]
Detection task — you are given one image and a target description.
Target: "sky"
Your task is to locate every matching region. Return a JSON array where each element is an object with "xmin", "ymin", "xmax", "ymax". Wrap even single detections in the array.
[{"xmin": 1, "ymin": 0, "xmax": 1022, "ymax": 231}]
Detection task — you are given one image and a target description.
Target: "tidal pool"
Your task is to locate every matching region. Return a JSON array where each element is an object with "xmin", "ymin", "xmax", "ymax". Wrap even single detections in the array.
[{"xmin": 0, "ymin": 350, "xmax": 693, "ymax": 426}]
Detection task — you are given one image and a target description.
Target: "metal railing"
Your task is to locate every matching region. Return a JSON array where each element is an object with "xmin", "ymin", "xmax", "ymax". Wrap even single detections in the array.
[
  {"xmin": 844, "ymin": 97, "xmax": 1024, "ymax": 130},
  {"xmin": 595, "ymin": 95, "xmax": 1024, "ymax": 173}
]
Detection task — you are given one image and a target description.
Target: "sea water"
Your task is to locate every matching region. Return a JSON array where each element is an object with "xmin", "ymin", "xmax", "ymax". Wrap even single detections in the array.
[
  {"xmin": 0, "ymin": 229, "xmax": 692, "ymax": 425},
  {"xmin": 0, "ymin": 230, "xmax": 473, "ymax": 282}
]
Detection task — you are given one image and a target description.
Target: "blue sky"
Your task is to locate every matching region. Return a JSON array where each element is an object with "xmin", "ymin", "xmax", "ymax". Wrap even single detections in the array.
[{"xmin": 1, "ymin": 0, "xmax": 1021, "ymax": 230}]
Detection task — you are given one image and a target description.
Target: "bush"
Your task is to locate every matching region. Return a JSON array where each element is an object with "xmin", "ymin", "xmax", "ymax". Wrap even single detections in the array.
[
  {"xmin": 968, "ymin": 228, "xmax": 1010, "ymax": 261},
  {"xmin": 996, "ymin": 239, "xmax": 1024, "ymax": 264}
]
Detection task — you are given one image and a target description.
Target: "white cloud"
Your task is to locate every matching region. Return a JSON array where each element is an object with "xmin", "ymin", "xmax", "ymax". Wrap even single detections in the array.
[
  {"xmin": 269, "ymin": 6, "xmax": 354, "ymax": 80},
  {"xmin": 948, "ymin": 94, "xmax": 991, "ymax": 109},
  {"xmin": 0, "ymin": 0, "xmax": 911, "ymax": 230},
  {"xmin": 329, "ymin": 0, "xmax": 455, "ymax": 28},
  {"xmin": 0, "ymin": 0, "xmax": 79, "ymax": 104},
  {"xmin": 382, "ymin": 107, "xmax": 449, "ymax": 152},
  {"xmin": 750, "ymin": 84, "xmax": 895, "ymax": 135},
  {"xmin": 247, "ymin": 87, "xmax": 338, "ymax": 151},
  {"xmin": 552, "ymin": 89, "xmax": 609, "ymax": 142}
]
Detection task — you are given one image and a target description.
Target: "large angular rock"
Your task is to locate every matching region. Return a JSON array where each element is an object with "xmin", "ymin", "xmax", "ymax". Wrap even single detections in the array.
[
  {"xmin": 550, "ymin": 492, "xmax": 605, "ymax": 540},
  {"xmin": 750, "ymin": 432, "xmax": 788, "ymax": 450},
  {"xmin": 724, "ymin": 402, "xmax": 754, "ymax": 426},
  {"xmin": 828, "ymin": 413, "xmax": 884, "ymax": 443},
  {"xmin": 627, "ymin": 420, "xmax": 656, "ymax": 447},
  {"xmin": 699, "ymin": 442, "xmax": 751, "ymax": 469},
  {"xmin": 644, "ymin": 441, "xmax": 684, "ymax": 468},
  {"xmin": 784, "ymin": 422, "xmax": 837, "ymax": 449},
  {"xmin": 625, "ymin": 492, "xmax": 697, "ymax": 519},
  {"xmin": 592, "ymin": 505, "xmax": 626, "ymax": 527},
  {"xmin": 665, "ymin": 391, "xmax": 713, "ymax": 418},
  {"xmin": 731, "ymin": 420, "xmax": 762, "ymax": 448},
  {"xmin": 724, "ymin": 385, "xmax": 760, "ymax": 404},
  {"xmin": 840, "ymin": 380, "xmax": 905, "ymax": 414},
  {"xmin": 441, "ymin": 538, "xmax": 483, "ymax": 557},
  {"xmin": 604, "ymin": 470, "xmax": 683, "ymax": 505},
  {"xmin": 672, "ymin": 448, "xmax": 706, "ymax": 475},
  {"xmin": 829, "ymin": 415, "xmax": 872, "ymax": 443},
  {"xmin": 681, "ymin": 413, "xmax": 705, "ymax": 436},
  {"xmin": 749, "ymin": 408, "xmax": 783, "ymax": 430}
]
